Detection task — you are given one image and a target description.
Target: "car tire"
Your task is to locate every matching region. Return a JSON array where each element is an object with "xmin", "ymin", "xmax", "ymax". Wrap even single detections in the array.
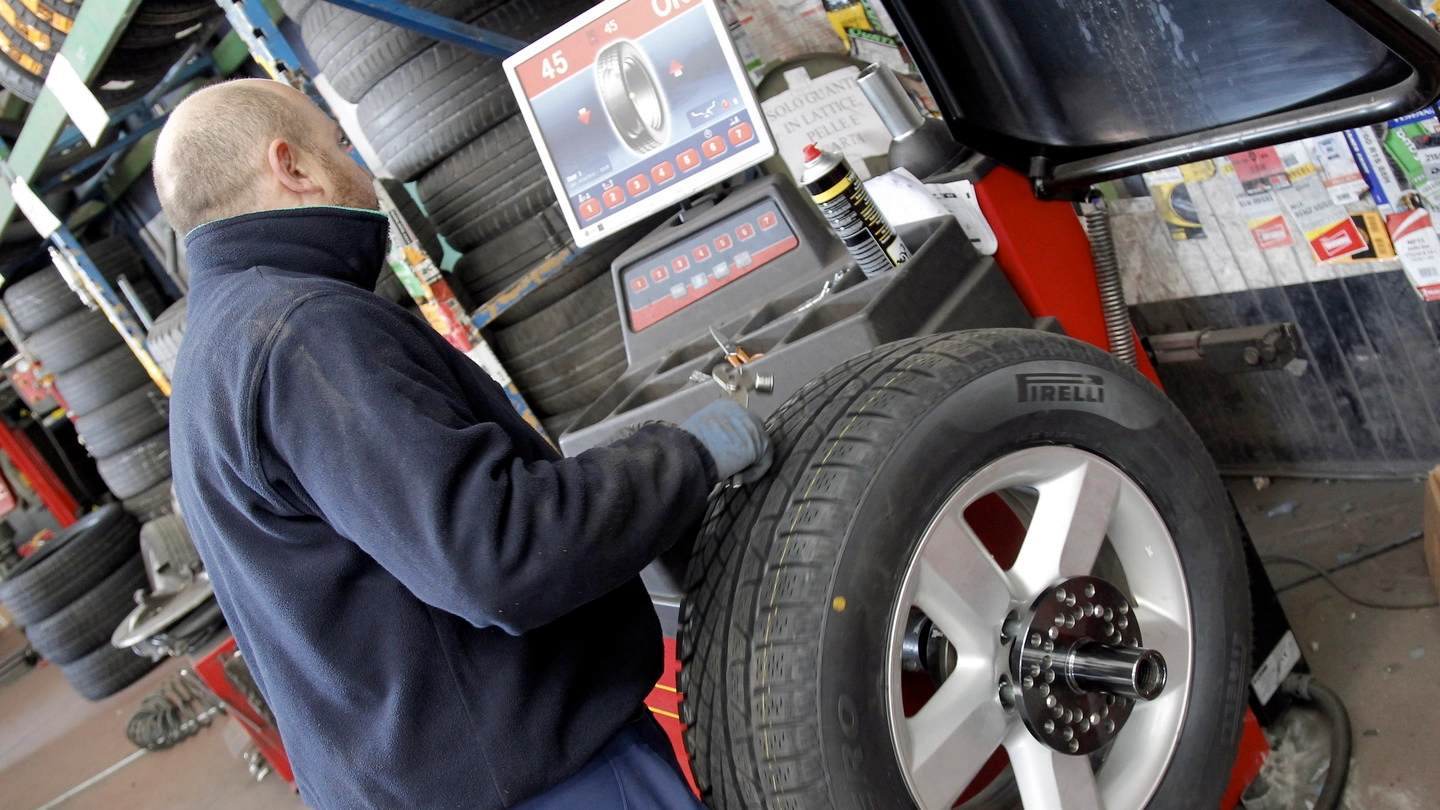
[
  {"xmin": 457, "ymin": 205, "xmax": 656, "ymax": 328},
  {"xmin": 0, "ymin": 504, "xmax": 140, "ymax": 625},
  {"xmin": 415, "ymin": 116, "xmax": 553, "ymax": 254},
  {"xmin": 145, "ymin": 298, "xmax": 187, "ymax": 380},
  {"xmin": 490, "ymin": 273, "xmax": 626, "ymax": 417},
  {"xmin": 678, "ymin": 330, "xmax": 1251, "ymax": 810},
  {"xmin": 74, "ymin": 384, "xmax": 170, "ymax": 458},
  {"xmin": 26, "ymin": 555, "xmax": 148, "ymax": 665},
  {"xmin": 123, "ymin": 477, "xmax": 176, "ymax": 523},
  {"xmin": 54, "ymin": 344, "xmax": 153, "ymax": 417},
  {"xmin": 96, "ymin": 431, "xmax": 172, "ymax": 500},
  {"xmin": 60, "ymin": 638, "xmax": 160, "ymax": 700},
  {"xmin": 300, "ymin": 0, "xmax": 493, "ymax": 103},
  {"xmin": 26, "ymin": 308, "xmax": 126, "ymax": 375},
  {"xmin": 3, "ymin": 267, "xmax": 84, "ymax": 335}
]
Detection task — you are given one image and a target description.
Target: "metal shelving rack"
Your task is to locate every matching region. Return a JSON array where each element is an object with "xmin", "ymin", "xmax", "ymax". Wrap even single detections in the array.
[{"xmin": 0, "ymin": 0, "xmax": 573, "ymax": 439}]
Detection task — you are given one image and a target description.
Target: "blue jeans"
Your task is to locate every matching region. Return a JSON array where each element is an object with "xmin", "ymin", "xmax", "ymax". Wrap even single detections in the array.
[{"xmin": 513, "ymin": 713, "xmax": 707, "ymax": 810}]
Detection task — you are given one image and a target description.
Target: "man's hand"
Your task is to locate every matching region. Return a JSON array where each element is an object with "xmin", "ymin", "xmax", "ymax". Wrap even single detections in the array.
[{"xmin": 679, "ymin": 399, "xmax": 773, "ymax": 484}]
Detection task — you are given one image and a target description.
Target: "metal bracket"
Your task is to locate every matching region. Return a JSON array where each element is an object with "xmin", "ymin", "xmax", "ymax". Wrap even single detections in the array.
[{"xmin": 1145, "ymin": 323, "xmax": 1305, "ymax": 375}]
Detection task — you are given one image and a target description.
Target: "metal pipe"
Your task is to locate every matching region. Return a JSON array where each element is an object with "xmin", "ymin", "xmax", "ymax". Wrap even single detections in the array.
[{"xmin": 1065, "ymin": 641, "xmax": 1167, "ymax": 701}]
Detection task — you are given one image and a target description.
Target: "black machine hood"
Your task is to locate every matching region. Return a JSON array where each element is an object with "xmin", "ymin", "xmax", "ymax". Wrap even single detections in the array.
[{"xmin": 882, "ymin": 0, "xmax": 1440, "ymax": 195}]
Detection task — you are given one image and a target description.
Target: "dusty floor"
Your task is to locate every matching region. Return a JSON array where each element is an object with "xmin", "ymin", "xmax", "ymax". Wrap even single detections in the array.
[
  {"xmin": 1227, "ymin": 476, "xmax": 1439, "ymax": 810},
  {"xmin": 0, "ymin": 477, "xmax": 1435, "ymax": 810}
]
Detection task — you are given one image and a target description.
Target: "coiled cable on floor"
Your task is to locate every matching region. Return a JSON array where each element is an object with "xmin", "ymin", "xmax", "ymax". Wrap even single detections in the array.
[
  {"xmin": 1281, "ymin": 673, "xmax": 1351, "ymax": 810},
  {"xmin": 126, "ymin": 668, "xmax": 225, "ymax": 751},
  {"xmin": 1084, "ymin": 195, "xmax": 1137, "ymax": 367}
]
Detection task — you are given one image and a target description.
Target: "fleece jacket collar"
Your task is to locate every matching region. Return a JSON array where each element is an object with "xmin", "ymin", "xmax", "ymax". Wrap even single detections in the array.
[{"xmin": 184, "ymin": 206, "xmax": 390, "ymax": 292}]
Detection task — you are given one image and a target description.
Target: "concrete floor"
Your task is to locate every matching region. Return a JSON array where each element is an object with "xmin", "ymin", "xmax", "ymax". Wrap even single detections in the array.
[{"xmin": 0, "ymin": 477, "xmax": 1435, "ymax": 810}]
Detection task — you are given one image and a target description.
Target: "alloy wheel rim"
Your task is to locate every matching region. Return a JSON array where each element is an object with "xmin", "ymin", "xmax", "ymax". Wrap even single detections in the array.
[{"xmin": 885, "ymin": 446, "xmax": 1193, "ymax": 810}]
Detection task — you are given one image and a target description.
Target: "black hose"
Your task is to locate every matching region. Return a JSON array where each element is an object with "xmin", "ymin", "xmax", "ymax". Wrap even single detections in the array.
[
  {"xmin": 1083, "ymin": 197, "xmax": 1137, "ymax": 367},
  {"xmin": 126, "ymin": 668, "xmax": 224, "ymax": 751},
  {"xmin": 1281, "ymin": 673, "xmax": 1351, "ymax": 810}
]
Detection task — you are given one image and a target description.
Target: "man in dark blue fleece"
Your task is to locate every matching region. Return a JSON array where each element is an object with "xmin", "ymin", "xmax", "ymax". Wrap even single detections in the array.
[{"xmin": 154, "ymin": 78, "xmax": 771, "ymax": 810}]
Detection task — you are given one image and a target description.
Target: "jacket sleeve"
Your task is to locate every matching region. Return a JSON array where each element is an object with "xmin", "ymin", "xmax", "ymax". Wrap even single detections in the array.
[{"xmin": 253, "ymin": 293, "xmax": 718, "ymax": 635}]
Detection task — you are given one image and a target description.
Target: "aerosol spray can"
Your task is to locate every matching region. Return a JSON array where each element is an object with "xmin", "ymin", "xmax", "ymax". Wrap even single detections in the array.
[{"xmin": 800, "ymin": 143, "xmax": 908, "ymax": 278}]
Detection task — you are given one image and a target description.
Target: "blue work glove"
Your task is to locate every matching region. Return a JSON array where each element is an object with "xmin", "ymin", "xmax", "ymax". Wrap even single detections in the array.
[{"xmin": 679, "ymin": 399, "xmax": 773, "ymax": 484}]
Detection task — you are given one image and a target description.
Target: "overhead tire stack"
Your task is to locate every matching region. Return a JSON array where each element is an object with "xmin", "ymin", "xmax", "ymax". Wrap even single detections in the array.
[
  {"xmin": 0, "ymin": 505, "xmax": 159, "ymax": 699},
  {"xmin": 0, "ymin": 0, "xmax": 223, "ymax": 107},
  {"xmin": 2, "ymin": 238, "xmax": 177, "ymax": 522},
  {"xmin": 285, "ymin": 0, "xmax": 653, "ymax": 436}
]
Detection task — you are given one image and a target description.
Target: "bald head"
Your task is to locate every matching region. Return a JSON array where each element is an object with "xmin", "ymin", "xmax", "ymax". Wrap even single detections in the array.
[{"xmin": 154, "ymin": 80, "xmax": 321, "ymax": 235}]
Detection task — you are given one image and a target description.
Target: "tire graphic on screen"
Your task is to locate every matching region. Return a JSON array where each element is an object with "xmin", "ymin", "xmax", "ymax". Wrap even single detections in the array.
[{"xmin": 595, "ymin": 40, "xmax": 669, "ymax": 155}]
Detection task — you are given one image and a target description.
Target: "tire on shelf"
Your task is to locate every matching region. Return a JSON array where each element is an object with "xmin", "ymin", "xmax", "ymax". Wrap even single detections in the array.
[
  {"xmin": 3, "ymin": 267, "xmax": 84, "ymax": 335},
  {"xmin": 145, "ymin": 298, "xmax": 186, "ymax": 380},
  {"xmin": 275, "ymin": 0, "xmax": 316, "ymax": 21},
  {"xmin": 85, "ymin": 234, "xmax": 167, "ymax": 322},
  {"xmin": 26, "ymin": 307, "xmax": 126, "ymax": 375},
  {"xmin": 0, "ymin": 504, "xmax": 140, "ymax": 625},
  {"xmin": 355, "ymin": 0, "xmax": 594, "ymax": 180},
  {"xmin": 53, "ymin": 344, "xmax": 153, "ymax": 417},
  {"xmin": 25, "ymin": 555, "xmax": 147, "ymax": 665},
  {"xmin": 60, "ymin": 638, "xmax": 160, "ymax": 701},
  {"xmin": 122, "ymin": 477, "xmax": 176, "ymax": 523},
  {"xmin": 355, "ymin": 43, "xmax": 513, "ymax": 181},
  {"xmin": 0, "ymin": 15, "xmax": 53, "ymax": 101},
  {"xmin": 74, "ymin": 383, "xmax": 170, "ymax": 458},
  {"xmin": 130, "ymin": 0, "xmax": 220, "ymax": 27},
  {"xmin": 456, "ymin": 205, "xmax": 659, "ymax": 328},
  {"xmin": 490, "ymin": 273, "xmax": 626, "ymax": 417},
  {"xmin": 415, "ymin": 116, "xmax": 554, "ymax": 254},
  {"xmin": 0, "ymin": 10, "xmax": 193, "ymax": 106},
  {"xmin": 300, "ymin": 0, "xmax": 490, "ymax": 103},
  {"xmin": 677, "ymin": 330, "xmax": 1251, "ymax": 810},
  {"xmin": 96, "ymin": 431, "xmax": 172, "ymax": 500}
]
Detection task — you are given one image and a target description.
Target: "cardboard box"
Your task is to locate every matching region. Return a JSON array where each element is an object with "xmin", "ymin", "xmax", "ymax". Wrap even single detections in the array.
[{"xmin": 1424, "ymin": 467, "xmax": 1440, "ymax": 599}]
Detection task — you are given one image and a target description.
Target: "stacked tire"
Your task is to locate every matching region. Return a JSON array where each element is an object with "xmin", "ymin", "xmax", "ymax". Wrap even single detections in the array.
[
  {"xmin": 284, "ymin": 0, "xmax": 651, "ymax": 437},
  {"xmin": 2, "ymin": 237, "xmax": 176, "ymax": 522},
  {"xmin": 0, "ymin": 505, "xmax": 160, "ymax": 699},
  {"xmin": 0, "ymin": 0, "xmax": 223, "ymax": 107}
]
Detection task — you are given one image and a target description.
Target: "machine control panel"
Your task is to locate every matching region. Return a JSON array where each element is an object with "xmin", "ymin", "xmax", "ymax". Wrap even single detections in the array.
[{"xmin": 620, "ymin": 199, "xmax": 799, "ymax": 331}]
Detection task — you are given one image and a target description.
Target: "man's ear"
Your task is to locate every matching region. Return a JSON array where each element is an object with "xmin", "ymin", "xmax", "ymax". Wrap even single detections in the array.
[{"xmin": 267, "ymin": 137, "xmax": 322, "ymax": 196}]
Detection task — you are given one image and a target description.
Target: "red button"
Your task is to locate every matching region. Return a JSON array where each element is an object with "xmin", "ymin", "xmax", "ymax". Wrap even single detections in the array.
[
  {"xmin": 651, "ymin": 161, "xmax": 676, "ymax": 184},
  {"xmin": 630, "ymin": 276, "xmax": 648, "ymax": 293},
  {"xmin": 736, "ymin": 223, "xmax": 755, "ymax": 241},
  {"xmin": 702, "ymin": 136, "xmax": 727, "ymax": 159},
  {"xmin": 676, "ymin": 148, "xmax": 701, "ymax": 172},
  {"xmin": 626, "ymin": 174, "xmax": 650, "ymax": 196},
  {"xmin": 692, "ymin": 245, "xmax": 711, "ymax": 262},
  {"xmin": 578, "ymin": 198, "xmax": 602, "ymax": 221},
  {"xmin": 650, "ymin": 266, "xmax": 668, "ymax": 283},
  {"xmin": 713, "ymin": 233, "xmax": 733, "ymax": 251},
  {"xmin": 672, "ymin": 256, "xmax": 689, "ymax": 272},
  {"xmin": 758, "ymin": 212, "xmax": 778, "ymax": 230},
  {"xmin": 728, "ymin": 122, "xmax": 754, "ymax": 146},
  {"xmin": 602, "ymin": 187, "xmax": 626, "ymax": 208}
]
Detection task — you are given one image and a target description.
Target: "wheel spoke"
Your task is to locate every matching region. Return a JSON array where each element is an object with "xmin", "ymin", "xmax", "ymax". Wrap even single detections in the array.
[
  {"xmin": 1009, "ymin": 459, "xmax": 1122, "ymax": 597},
  {"xmin": 913, "ymin": 511, "xmax": 1012, "ymax": 655},
  {"xmin": 1006, "ymin": 730, "xmax": 1102, "ymax": 810},
  {"xmin": 905, "ymin": 675, "xmax": 1010, "ymax": 810}
]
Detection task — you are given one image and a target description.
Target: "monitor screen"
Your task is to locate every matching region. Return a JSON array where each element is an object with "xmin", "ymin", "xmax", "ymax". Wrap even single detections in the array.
[{"xmin": 504, "ymin": 0, "xmax": 775, "ymax": 247}]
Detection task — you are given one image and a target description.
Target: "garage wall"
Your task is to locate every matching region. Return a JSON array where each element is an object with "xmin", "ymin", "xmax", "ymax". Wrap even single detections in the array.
[{"xmin": 1110, "ymin": 154, "xmax": 1440, "ymax": 478}]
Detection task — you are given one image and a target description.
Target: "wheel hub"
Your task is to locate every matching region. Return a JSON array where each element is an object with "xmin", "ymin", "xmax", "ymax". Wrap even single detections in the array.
[{"xmin": 1008, "ymin": 576, "xmax": 1167, "ymax": 755}]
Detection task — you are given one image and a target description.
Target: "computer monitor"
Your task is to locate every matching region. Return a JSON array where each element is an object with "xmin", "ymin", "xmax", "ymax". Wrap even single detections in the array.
[{"xmin": 504, "ymin": 0, "xmax": 776, "ymax": 247}]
